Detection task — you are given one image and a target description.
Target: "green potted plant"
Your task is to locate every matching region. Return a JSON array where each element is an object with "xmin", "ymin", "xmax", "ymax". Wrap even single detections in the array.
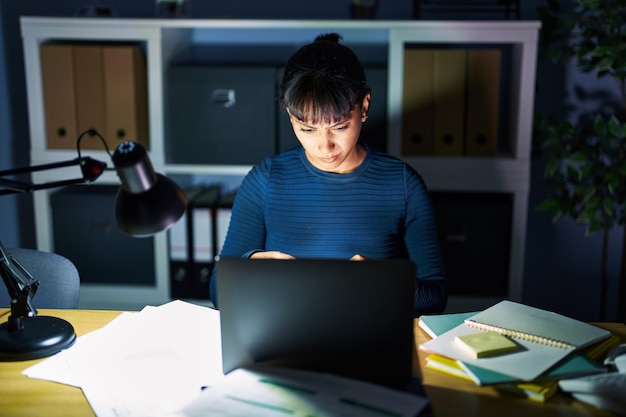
[{"xmin": 535, "ymin": 0, "xmax": 626, "ymax": 321}]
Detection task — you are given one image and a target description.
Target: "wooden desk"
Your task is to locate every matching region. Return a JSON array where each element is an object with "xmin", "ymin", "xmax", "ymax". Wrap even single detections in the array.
[
  {"xmin": 0, "ymin": 309, "xmax": 123, "ymax": 417},
  {"xmin": 1, "ymin": 308, "xmax": 624, "ymax": 417}
]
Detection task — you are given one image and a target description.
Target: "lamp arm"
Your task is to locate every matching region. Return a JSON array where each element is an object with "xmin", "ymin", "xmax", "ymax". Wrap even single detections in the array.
[
  {"xmin": 0, "ymin": 242, "xmax": 39, "ymax": 329},
  {"xmin": 0, "ymin": 157, "xmax": 109, "ymax": 196},
  {"xmin": 0, "ymin": 130, "xmax": 187, "ymax": 360},
  {"xmin": 0, "ymin": 238, "xmax": 76, "ymax": 359}
]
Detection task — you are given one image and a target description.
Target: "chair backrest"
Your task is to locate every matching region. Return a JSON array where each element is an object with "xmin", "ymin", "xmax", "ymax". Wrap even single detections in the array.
[{"xmin": 0, "ymin": 247, "xmax": 80, "ymax": 309}]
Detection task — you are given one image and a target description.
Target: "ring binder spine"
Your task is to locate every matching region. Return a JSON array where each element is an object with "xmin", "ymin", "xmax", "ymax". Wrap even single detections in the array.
[{"xmin": 464, "ymin": 320, "xmax": 575, "ymax": 350}]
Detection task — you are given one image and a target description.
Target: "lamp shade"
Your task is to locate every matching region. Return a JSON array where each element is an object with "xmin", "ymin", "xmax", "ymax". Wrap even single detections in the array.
[{"xmin": 112, "ymin": 142, "xmax": 187, "ymax": 237}]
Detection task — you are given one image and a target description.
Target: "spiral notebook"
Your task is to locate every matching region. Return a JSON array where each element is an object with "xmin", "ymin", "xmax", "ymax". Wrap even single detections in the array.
[{"xmin": 420, "ymin": 300, "xmax": 611, "ymax": 381}]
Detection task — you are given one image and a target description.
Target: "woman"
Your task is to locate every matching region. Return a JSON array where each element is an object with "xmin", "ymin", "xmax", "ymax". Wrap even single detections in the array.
[{"xmin": 210, "ymin": 33, "xmax": 447, "ymax": 316}]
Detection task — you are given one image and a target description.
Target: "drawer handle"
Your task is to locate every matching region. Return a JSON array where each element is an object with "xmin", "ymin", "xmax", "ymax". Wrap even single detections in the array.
[{"xmin": 212, "ymin": 89, "xmax": 236, "ymax": 108}]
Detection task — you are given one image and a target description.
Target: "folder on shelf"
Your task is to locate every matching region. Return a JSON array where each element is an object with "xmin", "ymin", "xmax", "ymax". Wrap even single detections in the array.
[
  {"xmin": 214, "ymin": 190, "xmax": 237, "ymax": 259},
  {"xmin": 73, "ymin": 45, "xmax": 106, "ymax": 147},
  {"xmin": 40, "ymin": 44, "xmax": 78, "ymax": 149},
  {"xmin": 191, "ymin": 186, "xmax": 222, "ymax": 298},
  {"xmin": 169, "ymin": 186, "xmax": 220, "ymax": 299},
  {"xmin": 168, "ymin": 187, "xmax": 210, "ymax": 260},
  {"xmin": 433, "ymin": 49, "xmax": 466, "ymax": 156},
  {"xmin": 103, "ymin": 45, "xmax": 149, "ymax": 148},
  {"xmin": 40, "ymin": 43, "xmax": 148, "ymax": 151},
  {"xmin": 466, "ymin": 49, "xmax": 501, "ymax": 157},
  {"xmin": 402, "ymin": 49, "xmax": 436, "ymax": 156},
  {"xmin": 169, "ymin": 186, "xmax": 204, "ymax": 298}
]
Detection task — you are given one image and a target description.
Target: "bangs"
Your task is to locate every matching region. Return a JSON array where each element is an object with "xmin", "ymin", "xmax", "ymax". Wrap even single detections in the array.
[{"xmin": 283, "ymin": 71, "xmax": 361, "ymax": 125}]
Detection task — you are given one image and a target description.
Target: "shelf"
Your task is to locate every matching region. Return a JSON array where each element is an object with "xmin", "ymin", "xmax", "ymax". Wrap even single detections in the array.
[
  {"xmin": 20, "ymin": 17, "xmax": 541, "ymax": 311},
  {"xmin": 407, "ymin": 157, "xmax": 530, "ymax": 193},
  {"xmin": 165, "ymin": 164, "xmax": 252, "ymax": 177}
]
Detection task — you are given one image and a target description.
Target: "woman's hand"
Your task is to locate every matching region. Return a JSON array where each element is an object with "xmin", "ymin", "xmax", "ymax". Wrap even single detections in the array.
[{"xmin": 250, "ymin": 251, "xmax": 296, "ymax": 260}]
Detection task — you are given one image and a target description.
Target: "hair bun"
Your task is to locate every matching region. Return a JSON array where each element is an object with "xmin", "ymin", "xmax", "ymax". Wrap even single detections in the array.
[{"xmin": 314, "ymin": 33, "xmax": 342, "ymax": 44}]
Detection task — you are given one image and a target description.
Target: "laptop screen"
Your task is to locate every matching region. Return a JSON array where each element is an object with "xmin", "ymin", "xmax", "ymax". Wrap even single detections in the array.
[{"xmin": 216, "ymin": 258, "xmax": 416, "ymax": 386}]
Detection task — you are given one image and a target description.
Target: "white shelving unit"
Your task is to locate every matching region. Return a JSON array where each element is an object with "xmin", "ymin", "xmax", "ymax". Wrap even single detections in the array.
[{"xmin": 20, "ymin": 17, "xmax": 540, "ymax": 310}]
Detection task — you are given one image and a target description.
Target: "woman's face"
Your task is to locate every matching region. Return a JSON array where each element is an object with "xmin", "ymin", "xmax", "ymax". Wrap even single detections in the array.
[{"xmin": 288, "ymin": 94, "xmax": 370, "ymax": 174}]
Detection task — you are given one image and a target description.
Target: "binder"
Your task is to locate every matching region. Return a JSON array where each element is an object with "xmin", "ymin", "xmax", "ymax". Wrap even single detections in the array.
[
  {"xmin": 169, "ymin": 186, "xmax": 220, "ymax": 299},
  {"xmin": 169, "ymin": 186, "xmax": 205, "ymax": 298},
  {"xmin": 214, "ymin": 190, "xmax": 237, "ymax": 259},
  {"xmin": 73, "ymin": 45, "xmax": 106, "ymax": 149},
  {"xmin": 433, "ymin": 49, "xmax": 466, "ymax": 156},
  {"xmin": 191, "ymin": 186, "xmax": 221, "ymax": 298},
  {"xmin": 402, "ymin": 49, "xmax": 435, "ymax": 156},
  {"xmin": 103, "ymin": 45, "xmax": 149, "ymax": 148},
  {"xmin": 40, "ymin": 44, "xmax": 148, "ymax": 151},
  {"xmin": 466, "ymin": 49, "xmax": 501, "ymax": 157},
  {"xmin": 40, "ymin": 45, "xmax": 78, "ymax": 149},
  {"xmin": 169, "ymin": 185, "xmax": 234, "ymax": 300}
]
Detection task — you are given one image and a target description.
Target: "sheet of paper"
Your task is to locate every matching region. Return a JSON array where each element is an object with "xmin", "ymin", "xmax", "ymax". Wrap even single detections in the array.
[
  {"xmin": 22, "ymin": 311, "xmax": 139, "ymax": 387},
  {"xmin": 178, "ymin": 365, "xmax": 429, "ymax": 417},
  {"xmin": 23, "ymin": 300, "xmax": 224, "ymax": 417}
]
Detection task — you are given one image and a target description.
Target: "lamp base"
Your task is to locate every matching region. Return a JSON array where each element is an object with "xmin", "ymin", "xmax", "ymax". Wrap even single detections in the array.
[{"xmin": 0, "ymin": 316, "xmax": 76, "ymax": 361}]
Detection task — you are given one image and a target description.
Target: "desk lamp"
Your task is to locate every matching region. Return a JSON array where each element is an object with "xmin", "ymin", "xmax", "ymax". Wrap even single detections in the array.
[{"xmin": 0, "ymin": 130, "xmax": 187, "ymax": 361}]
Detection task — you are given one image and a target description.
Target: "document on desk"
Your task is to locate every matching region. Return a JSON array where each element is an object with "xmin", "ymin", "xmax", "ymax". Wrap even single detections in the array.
[
  {"xmin": 176, "ymin": 364, "xmax": 429, "ymax": 417},
  {"xmin": 23, "ymin": 300, "xmax": 224, "ymax": 417}
]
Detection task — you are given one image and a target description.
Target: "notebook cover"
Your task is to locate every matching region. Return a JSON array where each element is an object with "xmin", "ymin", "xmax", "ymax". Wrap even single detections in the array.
[
  {"xmin": 418, "ymin": 311, "xmax": 477, "ymax": 339},
  {"xmin": 465, "ymin": 300, "xmax": 611, "ymax": 349}
]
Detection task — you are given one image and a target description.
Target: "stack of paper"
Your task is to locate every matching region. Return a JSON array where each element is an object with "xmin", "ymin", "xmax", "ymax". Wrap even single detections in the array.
[
  {"xmin": 421, "ymin": 300, "xmax": 611, "ymax": 381},
  {"xmin": 24, "ymin": 300, "xmax": 224, "ymax": 417},
  {"xmin": 418, "ymin": 300, "xmax": 618, "ymax": 402}
]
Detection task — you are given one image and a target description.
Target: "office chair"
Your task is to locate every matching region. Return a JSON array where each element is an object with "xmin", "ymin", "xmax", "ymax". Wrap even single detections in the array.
[{"xmin": 0, "ymin": 247, "xmax": 80, "ymax": 309}]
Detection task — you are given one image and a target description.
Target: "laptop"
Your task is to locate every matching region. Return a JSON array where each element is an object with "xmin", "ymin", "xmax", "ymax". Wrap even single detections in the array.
[{"xmin": 216, "ymin": 258, "xmax": 416, "ymax": 387}]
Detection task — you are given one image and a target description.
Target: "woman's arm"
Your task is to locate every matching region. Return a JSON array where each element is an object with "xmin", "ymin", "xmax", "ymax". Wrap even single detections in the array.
[
  {"xmin": 209, "ymin": 160, "xmax": 272, "ymax": 305},
  {"xmin": 403, "ymin": 166, "xmax": 448, "ymax": 315}
]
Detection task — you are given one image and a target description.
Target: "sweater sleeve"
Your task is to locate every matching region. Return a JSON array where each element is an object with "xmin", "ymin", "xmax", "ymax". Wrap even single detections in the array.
[
  {"xmin": 210, "ymin": 159, "xmax": 271, "ymax": 305},
  {"xmin": 403, "ymin": 165, "xmax": 448, "ymax": 315}
]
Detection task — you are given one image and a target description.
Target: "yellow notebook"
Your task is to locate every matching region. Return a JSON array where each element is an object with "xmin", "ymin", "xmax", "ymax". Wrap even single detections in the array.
[
  {"xmin": 426, "ymin": 353, "xmax": 564, "ymax": 403},
  {"xmin": 425, "ymin": 354, "xmax": 475, "ymax": 382},
  {"xmin": 455, "ymin": 331, "xmax": 517, "ymax": 358}
]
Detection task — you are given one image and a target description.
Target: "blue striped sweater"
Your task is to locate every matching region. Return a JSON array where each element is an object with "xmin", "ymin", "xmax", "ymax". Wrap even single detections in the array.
[{"xmin": 210, "ymin": 146, "xmax": 447, "ymax": 315}]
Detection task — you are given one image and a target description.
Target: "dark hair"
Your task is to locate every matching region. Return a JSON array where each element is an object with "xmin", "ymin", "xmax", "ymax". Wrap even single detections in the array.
[{"xmin": 280, "ymin": 33, "xmax": 369, "ymax": 125}]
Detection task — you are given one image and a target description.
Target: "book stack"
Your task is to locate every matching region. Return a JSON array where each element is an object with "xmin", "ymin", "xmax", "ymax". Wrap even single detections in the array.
[{"xmin": 418, "ymin": 301, "xmax": 620, "ymax": 402}]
